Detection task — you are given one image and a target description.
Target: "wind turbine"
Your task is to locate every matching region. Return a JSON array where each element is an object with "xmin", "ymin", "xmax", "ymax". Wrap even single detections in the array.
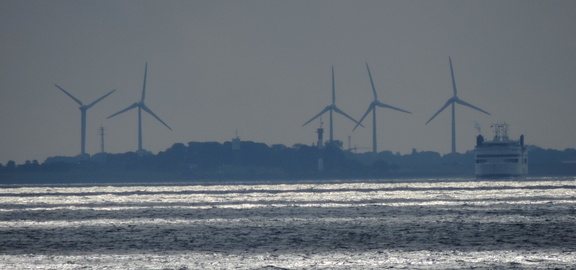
[
  {"xmin": 107, "ymin": 63, "xmax": 172, "ymax": 154},
  {"xmin": 55, "ymin": 84, "xmax": 116, "ymax": 156},
  {"xmin": 302, "ymin": 66, "xmax": 363, "ymax": 143},
  {"xmin": 426, "ymin": 57, "xmax": 491, "ymax": 154},
  {"xmin": 353, "ymin": 63, "xmax": 412, "ymax": 154}
]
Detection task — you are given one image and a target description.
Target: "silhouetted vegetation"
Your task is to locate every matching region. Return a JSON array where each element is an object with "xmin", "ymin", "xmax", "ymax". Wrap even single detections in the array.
[{"xmin": 1, "ymin": 141, "xmax": 575, "ymax": 184}]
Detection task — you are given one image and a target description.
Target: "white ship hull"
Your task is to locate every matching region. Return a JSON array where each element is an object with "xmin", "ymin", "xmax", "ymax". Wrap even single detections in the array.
[
  {"xmin": 476, "ymin": 162, "xmax": 528, "ymax": 178},
  {"xmin": 475, "ymin": 124, "xmax": 528, "ymax": 178}
]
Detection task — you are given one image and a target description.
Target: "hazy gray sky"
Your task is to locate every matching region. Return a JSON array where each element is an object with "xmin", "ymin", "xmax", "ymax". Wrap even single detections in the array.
[{"xmin": 1, "ymin": 0, "xmax": 575, "ymax": 164}]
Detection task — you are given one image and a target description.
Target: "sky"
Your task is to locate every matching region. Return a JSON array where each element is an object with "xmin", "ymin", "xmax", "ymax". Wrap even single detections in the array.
[{"xmin": 1, "ymin": 0, "xmax": 575, "ymax": 164}]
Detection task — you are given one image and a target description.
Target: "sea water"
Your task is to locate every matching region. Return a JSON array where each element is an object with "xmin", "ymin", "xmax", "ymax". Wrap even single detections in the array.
[{"xmin": 0, "ymin": 177, "xmax": 575, "ymax": 269}]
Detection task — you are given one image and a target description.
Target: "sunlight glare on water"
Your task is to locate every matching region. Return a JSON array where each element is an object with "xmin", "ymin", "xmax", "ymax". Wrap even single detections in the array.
[{"xmin": 0, "ymin": 177, "xmax": 575, "ymax": 269}]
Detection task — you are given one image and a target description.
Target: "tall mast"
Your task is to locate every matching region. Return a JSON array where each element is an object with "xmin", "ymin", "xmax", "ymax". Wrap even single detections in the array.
[{"xmin": 99, "ymin": 126, "xmax": 105, "ymax": 153}]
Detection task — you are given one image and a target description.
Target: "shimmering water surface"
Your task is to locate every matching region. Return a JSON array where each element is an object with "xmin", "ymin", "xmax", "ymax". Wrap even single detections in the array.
[{"xmin": 1, "ymin": 177, "xmax": 575, "ymax": 269}]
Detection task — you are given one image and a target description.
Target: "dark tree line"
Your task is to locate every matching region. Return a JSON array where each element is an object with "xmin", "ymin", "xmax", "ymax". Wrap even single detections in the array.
[{"xmin": 1, "ymin": 142, "xmax": 576, "ymax": 183}]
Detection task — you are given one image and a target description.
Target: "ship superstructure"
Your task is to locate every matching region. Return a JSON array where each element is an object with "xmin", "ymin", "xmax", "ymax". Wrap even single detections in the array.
[{"xmin": 475, "ymin": 123, "xmax": 528, "ymax": 178}]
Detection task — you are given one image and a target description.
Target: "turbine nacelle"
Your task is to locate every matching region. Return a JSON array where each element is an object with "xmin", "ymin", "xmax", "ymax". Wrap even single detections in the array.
[
  {"xmin": 55, "ymin": 84, "xmax": 116, "ymax": 111},
  {"xmin": 107, "ymin": 100, "xmax": 172, "ymax": 130}
]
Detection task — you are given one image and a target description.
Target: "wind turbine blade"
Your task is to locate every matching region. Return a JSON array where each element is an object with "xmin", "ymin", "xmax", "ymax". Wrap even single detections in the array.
[
  {"xmin": 366, "ymin": 62, "xmax": 378, "ymax": 100},
  {"xmin": 426, "ymin": 99, "xmax": 453, "ymax": 124},
  {"xmin": 332, "ymin": 105, "xmax": 364, "ymax": 127},
  {"xmin": 141, "ymin": 62, "xmax": 148, "ymax": 102},
  {"xmin": 455, "ymin": 98, "xmax": 491, "ymax": 115},
  {"xmin": 331, "ymin": 66, "xmax": 335, "ymax": 104},
  {"xmin": 353, "ymin": 104, "xmax": 374, "ymax": 131},
  {"xmin": 107, "ymin": 103, "xmax": 138, "ymax": 119},
  {"xmin": 141, "ymin": 104, "xmax": 172, "ymax": 130},
  {"xmin": 55, "ymin": 84, "xmax": 83, "ymax": 106},
  {"xmin": 86, "ymin": 89, "xmax": 116, "ymax": 109},
  {"xmin": 302, "ymin": 106, "xmax": 330, "ymax": 127},
  {"xmin": 374, "ymin": 101, "xmax": 412, "ymax": 114},
  {"xmin": 449, "ymin": 57, "xmax": 457, "ymax": 97}
]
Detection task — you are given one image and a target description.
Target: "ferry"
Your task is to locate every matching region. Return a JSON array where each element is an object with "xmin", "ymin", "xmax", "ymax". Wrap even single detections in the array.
[{"xmin": 475, "ymin": 123, "xmax": 528, "ymax": 178}]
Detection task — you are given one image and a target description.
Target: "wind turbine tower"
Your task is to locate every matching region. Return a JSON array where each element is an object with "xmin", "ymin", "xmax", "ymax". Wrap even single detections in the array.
[
  {"xmin": 302, "ymin": 66, "xmax": 363, "ymax": 143},
  {"xmin": 55, "ymin": 84, "xmax": 116, "ymax": 157},
  {"xmin": 107, "ymin": 63, "xmax": 172, "ymax": 155},
  {"xmin": 353, "ymin": 63, "xmax": 412, "ymax": 154},
  {"xmin": 426, "ymin": 57, "xmax": 491, "ymax": 154}
]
